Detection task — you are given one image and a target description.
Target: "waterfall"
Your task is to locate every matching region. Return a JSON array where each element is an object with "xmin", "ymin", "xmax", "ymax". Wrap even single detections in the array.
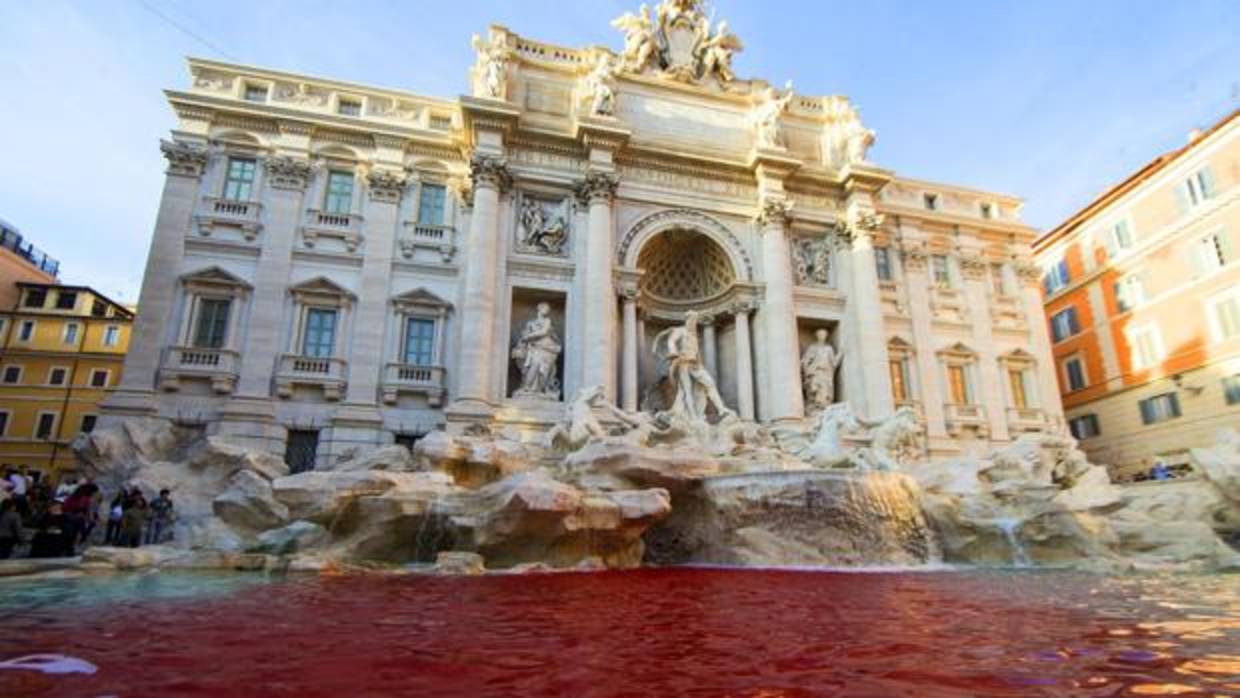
[{"xmin": 993, "ymin": 518, "xmax": 1031, "ymax": 567}]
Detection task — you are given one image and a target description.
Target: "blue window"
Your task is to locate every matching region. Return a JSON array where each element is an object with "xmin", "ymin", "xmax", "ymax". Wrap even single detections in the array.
[
  {"xmin": 222, "ymin": 158, "xmax": 256, "ymax": 201},
  {"xmin": 1050, "ymin": 307, "xmax": 1080, "ymax": 342},
  {"xmin": 1224, "ymin": 374, "xmax": 1240, "ymax": 406},
  {"xmin": 404, "ymin": 318, "xmax": 435, "ymax": 366},
  {"xmin": 1139, "ymin": 393, "xmax": 1181, "ymax": 425},
  {"xmin": 1043, "ymin": 258, "xmax": 1070, "ymax": 295},
  {"xmin": 302, "ymin": 309, "xmax": 337, "ymax": 358},
  {"xmin": 324, "ymin": 171, "xmax": 354, "ymax": 214},
  {"xmin": 417, "ymin": 184, "xmax": 447, "ymax": 225}
]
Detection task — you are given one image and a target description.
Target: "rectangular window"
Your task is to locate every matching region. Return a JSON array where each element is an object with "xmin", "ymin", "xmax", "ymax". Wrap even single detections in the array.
[
  {"xmin": 1042, "ymin": 258, "xmax": 1070, "ymax": 295},
  {"xmin": 35, "ymin": 412, "xmax": 57, "ymax": 441},
  {"xmin": 429, "ymin": 114, "xmax": 452, "ymax": 130},
  {"xmin": 284, "ymin": 429, "xmax": 320, "ymax": 474},
  {"xmin": 1211, "ymin": 292, "xmax": 1240, "ymax": 341},
  {"xmin": 990, "ymin": 263, "xmax": 1007, "ymax": 296},
  {"xmin": 1064, "ymin": 356, "xmax": 1087, "ymax": 392},
  {"xmin": 1115, "ymin": 274, "xmax": 1145, "ymax": 313},
  {"xmin": 222, "ymin": 157, "xmax": 256, "ymax": 201},
  {"xmin": 243, "ymin": 83, "xmax": 268, "ymax": 102},
  {"xmin": 63, "ymin": 322, "xmax": 79, "ymax": 345},
  {"xmin": 889, "ymin": 359, "xmax": 911, "ymax": 403},
  {"xmin": 23, "ymin": 288, "xmax": 47, "ymax": 308},
  {"xmin": 80, "ymin": 414, "xmax": 97, "ymax": 433},
  {"xmin": 338, "ymin": 99, "xmax": 361, "ymax": 116},
  {"xmin": 18, "ymin": 320, "xmax": 34, "ymax": 342},
  {"xmin": 1129, "ymin": 325, "xmax": 1162, "ymax": 369},
  {"xmin": 1050, "ymin": 307, "xmax": 1080, "ymax": 342},
  {"xmin": 90, "ymin": 370, "xmax": 109, "ymax": 388},
  {"xmin": 48, "ymin": 367, "xmax": 67, "ymax": 386},
  {"xmin": 417, "ymin": 184, "xmax": 447, "ymax": 225},
  {"xmin": 923, "ymin": 193, "xmax": 938, "ymax": 211},
  {"xmin": 931, "ymin": 255, "xmax": 951, "ymax": 287},
  {"xmin": 1139, "ymin": 392, "xmax": 1181, "ymax": 425},
  {"xmin": 874, "ymin": 247, "xmax": 893, "ymax": 281},
  {"xmin": 324, "ymin": 171, "xmax": 354, "ymax": 214},
  {"xmin": 1224, "ymin": 374, "xmax": 1240, "ymax": 406},
  {"xmin": 947, "ymin": 364, "xmax": 970, "ymax": 404},
  {"xmin": 2, "ymin": 366, "xmax": 21, "ymax": 384},
  {"xmin": 1068, "ymin": 414, "xmax": 1101, "ymax": 440},
  {"xmin": 1181, "ymin": 167, "xmax": 1216, "ymax": 209},
  {"xmin": 56, "ymin": 291, "xmax": 77, "ymax": 309},
  {"xmin": 1191, "ymin": 231, "xmax": 1233, "ymax": 275},
  {"xmin": 980, "ymin": 202, "xmax": 993, "ymax": 219},
  {"xmin": 103, "ymin": 325, "xmax": 120, "ymax": 347},
  {"xmin": 91, "ymin": 299, "xmax": 107, "ymax": 317},
  {"xmin": 1009, "ymin": 368, "xmax": 1032, "ymax": 409},
  {"xmin": 302, "ymin": 308, "xmax": 337, "ymax": 358},
  {"xmin": 0, "ymin": 411, "xmax": 8, "ymax": 437},
  {"xmin": 1108, "ymin": 220, "xmax": 1134, "ymax": 257},
  {"xmin": 404, "ymin": 317, "xmax": 436, "ymax": 366},
  {"xmin": 193, "ymin": 298, "xmax": 231, "ymax": 349}
]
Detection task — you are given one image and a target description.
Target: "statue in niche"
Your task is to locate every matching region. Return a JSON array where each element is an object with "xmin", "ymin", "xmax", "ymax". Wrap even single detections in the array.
[
  {"xmin": 517, "ymin": 197, "xmax": 569, "ymax": 255},
  {"xmin": 585, "ymin": 54, "xmax": 617, "ymax": 117},
  {"xmin": 792, "ymin": 237, "xmax": 832, "ymax": 287},
  {"xmin": 471, "ymin": 33, "xmax": 511, "ymax": 100},
  {"xmin": 651, "ymin": 310, "xmax": 735, "ymax": 423},
  {"xmin": 801, "ymin": 329, "xmax": 843, "ymax": 414},
  {"xmin": 754, "ymin": 82, "xmax": 794, "ymax": 149},
  {"xmin": 512, "ymin": 303, "xmax": 562, "ymax": 399}
]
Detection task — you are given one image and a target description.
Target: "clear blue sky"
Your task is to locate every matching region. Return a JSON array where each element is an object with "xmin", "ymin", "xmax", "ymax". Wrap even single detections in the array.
[{"xmin": 1, "ymin": 1, "xmax": 1237, "ymax": 301}]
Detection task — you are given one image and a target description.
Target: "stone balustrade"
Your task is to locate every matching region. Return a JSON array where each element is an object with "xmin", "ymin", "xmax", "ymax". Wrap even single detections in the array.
[
  {"xmin": 944, "ymin": 402, "xmax": 988, "ymax": 436},
  {"xmin": 275, "ymin": 354, "xmax": 348, "ymax": 401},
  {"xmin": 380, "ymin": 363, "xmax": 446, "ymax": 406},
  {"xmin": 195, "ymin": 196, "xmax": 263, "ymax": 240},
  {"xmin": 1006, "ymin": 406, "xmax": 1048, "ymax": 433},
  {"xmin": 299, "ymin": 210, "xmax": 364, "ymax": 253},
  {"xmin": 157, "ymin": 345, "xmax": 240, "ymax": 394},
  {"xmin": 398, "ymin": 222, "xmax": 456, "ymax": 261}
]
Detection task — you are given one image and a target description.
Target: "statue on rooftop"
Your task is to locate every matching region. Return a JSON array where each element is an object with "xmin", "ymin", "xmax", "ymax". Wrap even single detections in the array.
[
  {"xmin": 754, "ymin": 82, "xmax": 794, "ymax": 149},
  {"xmin": 612, "ymin": 5, "xmax": 659, "ymax": 73},
  {"xmin": 471, "ymin": 32, "xmax": 512, "ymax": 100},
  {"xmin": 585, "ymin": 53, "xmax": 617, "ymax": 116}
]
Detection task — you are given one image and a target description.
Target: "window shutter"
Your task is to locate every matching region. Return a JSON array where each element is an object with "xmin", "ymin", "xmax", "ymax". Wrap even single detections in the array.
[
  {"xmin": 1168, "ymin": 393, "xmax": 1181, "ymax": 417},
  {"xmin": 1200, "ymin": 168, "xmax": 1217, "ymax": 199},
  {"xmin": 1068, "ymin": 307, "xmax": 1080, "ymax": 334},
  {"xmin": 1218, "ymin": 229, "xmax": 1234, "ymax": 266},
  {"xmin": 1057, "ymin": 259, "xmax": 1070, "ymax": 284},
  {"xmin": 1139, "ymin": 399, "xmax": 1153, "ymax": 425}
]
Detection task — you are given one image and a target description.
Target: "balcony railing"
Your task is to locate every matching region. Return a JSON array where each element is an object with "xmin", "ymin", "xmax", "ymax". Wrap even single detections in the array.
[
  {"xmin": 944, "ymin": 403, "xmax": 988, "ymax": 436},
  {"xmin": 196, "ymin": 197, "xmax": 263, "ymax": 240},
  {"xmin": 158, "ymin": 345, "xmax": 240, "ymax": 394},
  {"xmin": 275, "ymin": 354, "xmax": 348, "ymax": 400},
  {"xmin": 300, "ymin": 210, "xmax": 364, "ymax": 253},
  {"xmin": 398, "ymin": 222, "xmax": 456, "ymax": 262},
  {"xmin": 1006, "ymin": 407, "xmax": 1048, "ymax": 432},
  {"xmin": 381, "ymin": 363, "xmax": 446, "ymax": 406},
  {"xmin": 0, "ymin": 226, "xmax": 59, "ymax": 277}
]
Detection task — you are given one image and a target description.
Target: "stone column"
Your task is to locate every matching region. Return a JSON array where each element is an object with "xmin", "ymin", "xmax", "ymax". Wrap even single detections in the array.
[
  {"xmin": 702, "ymin": 317, "xmax": 718, "ymax": 379},
  {"xmin": 454, "ymin": 155, "xmax": 511, "ymax": 410},
  {"xmin": 216, "ymin": 155, "xmax": 312, "ymax": 452},
  {"xmin": 101, "ymin": 140, "xmax": 207, "ymax": 421},
  {"xmin": 756, "ymin": 198, "xmax": 804, "ymax": 425},
  {"xmin": 960, "ymin": 253, "xmax": 1009, "ymax": 442},
  {"xmin": 900, "ymin": 245, "xmax": 948, "ymax": 441},
  {"xmin": 1017, "ymin": 261, "xmax": 1066, "ymax": 430},
  {"xmin": 329, "ymin": 169, "xmax": 408, "ymax": 454},
  {"xmin": 576, "ymin": 172, "xmax": 619, "ymax": 400},
  {"xmin": 846, "ymin": 214, "xmax": 894, "ymax": 421},
  {"xmin": 733, "ymin": 303, "xmax": 756, "ymax": 421},
  {"xmin": 621, "ymin": 290, "xmax": 640, "ymax": 412}
]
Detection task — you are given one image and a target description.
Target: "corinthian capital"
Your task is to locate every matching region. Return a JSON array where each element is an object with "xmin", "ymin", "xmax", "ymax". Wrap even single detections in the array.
[
  {"xmin": 266, "ymin": 155, "xmax": 313, "ymax": 191},
  {"xmin": 755, "ymin": 197, "xmax": 793, "ymax": 227},
  {"xmin": 469, "ymin": 154, "xmax": 512, "ymax": 193},
  {"xmin": 160, "ymin": 139, "xmax": 208, "ymax": 178},
  {"xmin": 575, "ymin": 171, "xmax": 619, "ymax": 205}
]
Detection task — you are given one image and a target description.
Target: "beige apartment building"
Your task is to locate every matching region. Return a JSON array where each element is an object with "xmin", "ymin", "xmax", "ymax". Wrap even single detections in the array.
[
  {"xmin": 104, "ymin": 0, "xmax": 1064, "ymax": 470},
  {"xmin": 1034, "ymin": 109, "xmax": 1239, "ymax": 481}
]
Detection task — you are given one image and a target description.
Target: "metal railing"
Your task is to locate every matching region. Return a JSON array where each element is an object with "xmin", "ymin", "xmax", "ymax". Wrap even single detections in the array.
[{"xmin": 0, "ymin": 226, "xmax": 59, "ymax": 277}]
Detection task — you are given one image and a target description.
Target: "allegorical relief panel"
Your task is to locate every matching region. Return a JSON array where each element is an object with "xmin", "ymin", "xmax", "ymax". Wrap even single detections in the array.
[
  {"xmin": 791, "ymin": 236, "xmax": 834, "ymax": 288},
  {"xmin": 516, "ymin": 193, "xmax": 571, "ymax": 257}
]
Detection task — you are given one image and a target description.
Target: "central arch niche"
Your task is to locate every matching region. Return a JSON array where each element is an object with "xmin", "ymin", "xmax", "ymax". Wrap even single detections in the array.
[{"xmin": 637, "ymin": 229, "xmax": 736, "ymax": 306}]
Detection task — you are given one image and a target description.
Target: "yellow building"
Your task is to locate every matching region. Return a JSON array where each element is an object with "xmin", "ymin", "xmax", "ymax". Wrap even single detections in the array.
[{"xmin": 0, "ymin": 283, "xmax": 133, "ymax": 479}]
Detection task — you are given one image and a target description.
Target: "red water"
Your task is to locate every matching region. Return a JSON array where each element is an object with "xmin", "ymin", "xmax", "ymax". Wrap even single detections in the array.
[{"xmin": 1, "ymin": 568, "xmax": 1238, "ymax": 697}]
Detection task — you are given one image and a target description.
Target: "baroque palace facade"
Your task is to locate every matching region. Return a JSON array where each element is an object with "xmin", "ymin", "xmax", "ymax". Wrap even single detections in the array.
[{"xmin": 103, "ymin": 1, "xmax": 1062, "ymax": 470}]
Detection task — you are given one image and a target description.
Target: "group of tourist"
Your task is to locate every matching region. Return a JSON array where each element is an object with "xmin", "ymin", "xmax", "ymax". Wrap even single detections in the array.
[{"xmin": 0, "ymin": 466, "xmax": 175, "ymax": 560}]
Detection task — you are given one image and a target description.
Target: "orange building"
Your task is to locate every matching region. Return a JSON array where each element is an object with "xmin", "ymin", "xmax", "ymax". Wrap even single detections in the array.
[{"xmin": 1033, "ymin": 109, "xmax": 1240, "ymax": 481}]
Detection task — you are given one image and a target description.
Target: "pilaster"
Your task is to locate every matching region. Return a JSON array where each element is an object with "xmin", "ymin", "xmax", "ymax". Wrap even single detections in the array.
[
  {"xmin": 754, "ymin": 196, "xmax": 804, "ymax": 424},
  {"xmin": 575, "ymin": 171, "xmax": 620, "ymax": 399},
  {"xmin": 840, "ymin": 165, "xmax": 894, "ymax": 421},
  {"xmin": 960, "ymin": 252, "xmax": 1010, "ymax": 442}
]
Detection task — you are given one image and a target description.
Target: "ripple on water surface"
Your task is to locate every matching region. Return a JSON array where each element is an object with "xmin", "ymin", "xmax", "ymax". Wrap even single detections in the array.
[{"xmin": 0, "ymin": 568, "xmax": 1237, "ymax": 697}]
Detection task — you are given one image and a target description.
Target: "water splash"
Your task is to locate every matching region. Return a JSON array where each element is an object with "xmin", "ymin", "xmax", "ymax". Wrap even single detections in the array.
[{"xmin": 993, "ymin": 518, "xmax": 1032, "ymax": 567}]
